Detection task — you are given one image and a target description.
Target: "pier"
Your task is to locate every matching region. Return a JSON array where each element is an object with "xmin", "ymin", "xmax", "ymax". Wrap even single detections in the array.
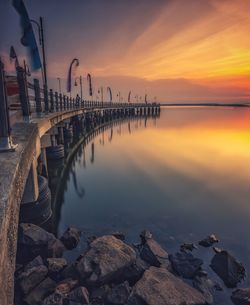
[{"xmin": 0, "ymin": 59, "xmax": 160, "ymax": 305}]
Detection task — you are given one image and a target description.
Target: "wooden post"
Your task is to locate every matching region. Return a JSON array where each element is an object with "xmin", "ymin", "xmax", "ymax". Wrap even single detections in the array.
[
  {"xmin": 50, "ymin": 89, "xmax": 54, "ymax": 112},
  {"xmin": 34, "ymin": 78, "xmax": 42, "ymax": 114},
  {"xmin": 63, "ymin": 95, "xmax": 66, "ymax": 110},
  {"xmin": 55, "ymin": 91, "xmax": 59, "ymax": 111},
  {"xmin": 0, "ymin": 59, "xmax": 17, "ymax": 152},
  {"xmin": 43, "ymin": 84, "xmax": 49, "ymax": 113},
  {"xmin": 59, "ymin": 93, "xmax": 63, "ymax": 111},
  {"xmin": 16, "ymin": 65, "xmax": 30, "ymax": 119}
]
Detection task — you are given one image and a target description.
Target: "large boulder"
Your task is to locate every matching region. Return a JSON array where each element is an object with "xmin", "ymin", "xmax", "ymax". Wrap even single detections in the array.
[
  {"xmin": 60, "ymin": 227, "xmax": 81, "ymax": 250},
  {"xmin": 17, "ymin": 223, "xmax": 64, "ymax": 263},
  {"xmin": 127, "ymin": 267, "xmax": 207, "ymax": 305},
  {"xmin": 231, "ymin": 288, "xmax": 250, "ymax": 305},
  {"xmin": 76, "ymin": 235, "xmax": 136, "ymax": 286},
  {"xmin": 210, "ymin": 250, "xmax": 246, "ymax": 288},
  {"xmin": 106, "ymin": 281, "xmax": 131, "ymax": 305},
  {"xmin": 169, "ymin": 252, "xmax": 203, "ymax": 279}
]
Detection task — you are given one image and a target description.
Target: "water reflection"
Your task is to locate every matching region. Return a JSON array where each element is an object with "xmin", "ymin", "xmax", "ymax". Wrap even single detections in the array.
[{"xmin": 50, "ymin": 107, "xmax": 250, "ymax": 305}]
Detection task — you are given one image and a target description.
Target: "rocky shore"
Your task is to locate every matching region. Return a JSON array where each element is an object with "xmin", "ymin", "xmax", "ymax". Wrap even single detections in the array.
[{"xmin": 14, "ymin": 223, "xmax": 248, "ymax": 305}]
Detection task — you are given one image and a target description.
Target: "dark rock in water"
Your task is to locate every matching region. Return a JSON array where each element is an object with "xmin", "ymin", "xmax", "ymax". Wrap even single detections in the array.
[
  {"xmin": 90, "ymin": 285, "xmax": 110, "ymax": 304},
  {"xmin": 124, "ymin": 258, "xmax": 150, "ymax": 285},
  {"xmin": 17, "ymin": 264, "xmax": 48, "ymax": 295},
  {"xmin": 231, "ymin": 288, "xmax": 250, "ymax": 305},
  {"xmin": 47, "ymin": 238, "xmax": 65, "ymax": 258},
  {"xmin": 112, "ymin": 232, "xmax": 125, "ymax": 241},
  {"xmin": 106, "ymin": 281, "xmax": 131, "ymax": 305},
  {"xmin": 17, "ymin": 223, "xmax": 56, "ymax": 263},
  {"xmin": 55, "ymin": 278, "xmax": 79, "ymax": 294},
  {"xmin": 67, "ymin": 286, "xmax": 89, "ymax": 305},
  {"xmin": 24, "ymin": 256, "xmax": 44, "ymax": 271},
  {"xmin": 140, "ymin": 238, "xmax": 171, "ymax": 270},
  {"xmin": 140, "ymin": 230, "xmax": 153, "ymax": 244},
  {"xmin": 127, "ymin": 266, "xmax": 207, "ymax": 305},
  {"xmin": 24, "ymin": 277, "xmax": 56, "ymax": 305},
  {"xmin": 42, "ymin": 292, "xmax": 65, "ymax": 305},
  {"xmin": 199, "ymin": 234, "xmax": 219, "ymax": 247},
  {"xmin": 46, "ymin": 258, "xmax": 67, "ymax": 279},
  {"xmin": 60, "ymin": 262, "xmax": 79, "ymax": 280},
  {"xmin": 180, "ymin": 243, "xmax": 197, "ymax": 252},
  {"xmin": 193, "ymin": 274, "xmax": 215, "ymax": 305},
  {"xmin": 60, "ymin": 227, "xmax": 81, "ymax": 250},
  {"xmin": 169, "ymin": 252, "xmax": 203, "ymax": 279},
  {"xmin": 76, "ymin": 235, "xmax": 136, "ymax": 286},
  {"xmin": 210, "ymin": 250, "xmax": 246, "ymax": 288}
]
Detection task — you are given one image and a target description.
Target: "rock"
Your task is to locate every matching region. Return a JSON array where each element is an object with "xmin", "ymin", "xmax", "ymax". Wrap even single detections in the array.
[
  {"xmin": 47, "ymin": 238, "xmax": 65, "ymax": 258},
  {"xmin": 106, "ymin": 281, "xmax": 131, "ymax": 305},
  {"xmin": 46, "ymin": 258, "xmax": 67, "ymax": 279},
  {"xmin": 87, "ymin": 235, "xmax": 97, "ymax": 246},
  {"xmin": 24, "ymin": 277, "xmax": 56, "ymax": 305},
  {"xmin": 56, "ymin": 278, "xmax": 79, "ymax": 294},
  {"xmin": 193, "ymin": 275, "xmax": 215, "ymax": 305},
  {"xmin": 17, "ymin": 223, "xmax": 56, "ymax": 263},
  {"xmin": 199, "ymin": 234, "xmax": 219, "ymax": 247},
  {"xmin": 169, "ymin": 252, "xmax": 203, "ymax": 279},
  {"xmin": 67, "ymin": 286, "xmax": 89, "ymax": 305},
  {"xmin": 60, "ymin": 262, "xmax": 79, "ymax": 280},
  {"xmin": 140, "ymin": 230, "xmax": 153, "ymax": 244},
  {"xmin": 42, "ymin": 292, "xmax": 65, "ymax": 305},
  {"xmin": 140, "ymin": 238, "xmax": 171, "ymax": 270},
  {"xmin": 90, "ymin": 285, "xmax": 110, "ymax": 304},
  {"xmin": 180, "ymin": 243, "xmax": 197, "ymax": 252},
  {"xmin": 112, "ymin": 232, "xmax": 125, "ymax": 241},
  {"xmin": 60, "ymin": 227, "xmax": 81, "ymax": 250},
  {"xmin": 24, "ymin": 256, "xmax": 44, "ymax": 271},
  {"xmin": 124, "ymin": 258, "xmax": 150, "ymax": 285},
  {"xmin": 231, "ymin": 288, "xmax": 250, "ymax": 305},
  {"xmin": 76, "ymin": 235, "xmax": 136, "ymax": 286},
  {"xmin": 210, "ymin": 250, "xmax": 246, "ymax": 288},
  {"xmin": 17, "ymin": 264, "xmax": 48, "ymax": 295},
  {"xmin": 127, "ymin": 266, "xmax": 207, "ymax": 305}
]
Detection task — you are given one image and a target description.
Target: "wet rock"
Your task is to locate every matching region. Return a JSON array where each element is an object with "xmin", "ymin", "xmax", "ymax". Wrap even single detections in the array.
[
  {"xmin": 46, "ymin": 258, "xmax": 67, "ymax": 279},
  {"xmin": 42, "ymin": 292, "xmax": 65, "ymax": 305},
  {"xmin": 17, "ymin": 264, "xmax": 48, "ymax": 295},
  {"xmin": 210, "ymin": 250, "xmax": 246, "ymax": 288},
  {"xmin": 112, "ymin": 232, "xmax": 125, "ymax": 241},
  {"xmin": 47, "ymin": 238, "xmax": 65, "ymax": 258},
  {"xmin": 17, "ymin": 223, "xmax": 56, "ymax": 263},
  {"xmin": 124, "ymin": 258, "xmax": 150, "ymax": 285},
  {"xmin": 169, "ymin": 252, "xmax": 203, "ymax": 279},
  {"xmin": 140, "ymin": 230, "xmax": 153, "ymax": 244},
  {"xmin": 231, "ymin": 288, "xmax": 250, "ymax": 305},
  {"xmin": 193, "ymin": 274, "xmax": 215, "ymax": 305},
  {"xmin": 106, "ymin": 281, "xmax": 131, "ymax": 305},
  {"xmin": 24, "ymin": 277, "xmax": 56, "ymax": 305},
  {"xmin": 60, "ymin": 227, "xmax": 81, "ymax": 250},
  {"xmin": 87, "ymin": 235, "xmax": 97, "ymax": 246},
  {"xmin": 55, "ymin": 278, "xmax": 79, "ymax": 295},
  {"xmin": 60, "ymin": 262, "xmax": 79, "ymax": 280},
  {"xmin": 199, "ymin": 234, "xmax": 219, "ymax": 247},
  {"xmin": 24, "ymin": 256, "xmax": 44, "ymax": 271},
  {"xmin": 90, "ymin": 285, "xmax": 110, "ymax": 304},
  {"xmin": 127, "ymin": 266, "xmax": 207, "ymax": 305},
  {"xmin": 76, "ymin": 235, "xmax": 136, "ymax": 286},
  {"xmin": 140, "ymin": 238, "xmax": 171, "ymax": 270},
  {"xmin": 67, "ymin": 286, "xmax": 89, "ymax": 304},
  {"xmin": 180, "ymin": 243, "xmax": 197, "ymax": 252}
]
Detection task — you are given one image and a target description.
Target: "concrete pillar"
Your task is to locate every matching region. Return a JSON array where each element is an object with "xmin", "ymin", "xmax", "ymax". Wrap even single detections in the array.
[{"xmin": 21, "ymin": 159, "xmax": 39, "ymax": 203}]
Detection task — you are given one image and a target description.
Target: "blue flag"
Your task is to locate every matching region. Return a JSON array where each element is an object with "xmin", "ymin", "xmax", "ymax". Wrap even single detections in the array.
[{"xmin": 12, "ymin": 0, "xmax": 42, "ymax": 70}]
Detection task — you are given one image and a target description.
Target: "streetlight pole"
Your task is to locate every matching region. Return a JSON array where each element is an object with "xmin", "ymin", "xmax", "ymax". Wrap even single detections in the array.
[{"xmin": 75, "ymin": 76, "xmax": 83, "ymax": 100}]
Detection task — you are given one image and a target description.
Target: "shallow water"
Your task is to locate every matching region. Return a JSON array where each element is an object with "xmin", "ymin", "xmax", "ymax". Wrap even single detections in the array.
[{"xmin": 54, "ymin": 107, "xmax": 250, "ymax": 304}]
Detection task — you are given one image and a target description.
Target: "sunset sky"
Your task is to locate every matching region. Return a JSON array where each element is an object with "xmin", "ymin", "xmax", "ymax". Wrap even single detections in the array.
[{"xmin": 1, "ymin": 0, "xmax": 250, "ymax": 103}]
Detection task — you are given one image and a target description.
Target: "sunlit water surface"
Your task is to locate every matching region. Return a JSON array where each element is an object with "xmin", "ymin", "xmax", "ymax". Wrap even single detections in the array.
[{"xmin": 54, "ymin": 107, "xmax": 250, "ymax": 304}]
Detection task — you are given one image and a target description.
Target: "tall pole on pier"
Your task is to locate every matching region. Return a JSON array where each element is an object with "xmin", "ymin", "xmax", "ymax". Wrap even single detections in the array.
[{"xmin": 40, "ymin": 17, "xmax": 48, "ymax": 91}]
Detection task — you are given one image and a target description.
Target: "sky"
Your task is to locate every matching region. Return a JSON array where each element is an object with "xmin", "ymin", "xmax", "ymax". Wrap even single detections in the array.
[{"xmin": 1, "ymin": 0, "xmax": 250, "ymax": 103}]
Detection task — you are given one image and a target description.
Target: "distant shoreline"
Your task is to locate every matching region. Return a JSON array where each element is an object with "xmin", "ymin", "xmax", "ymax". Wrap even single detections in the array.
[{"xmin": 161, "ymin": 103, "xmax": 250, "ymax": 107}]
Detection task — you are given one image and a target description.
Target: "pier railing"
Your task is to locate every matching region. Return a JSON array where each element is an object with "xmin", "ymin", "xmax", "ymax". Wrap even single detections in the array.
[{"xmin": 0, "ymin": 59, "xmax": 159, "ymax": 152}]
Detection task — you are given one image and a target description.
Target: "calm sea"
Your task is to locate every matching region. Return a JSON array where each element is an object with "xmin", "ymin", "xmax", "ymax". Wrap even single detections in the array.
[{"xmin": 53, "ymin": 107, "xmax": 250, "ymax": 304}]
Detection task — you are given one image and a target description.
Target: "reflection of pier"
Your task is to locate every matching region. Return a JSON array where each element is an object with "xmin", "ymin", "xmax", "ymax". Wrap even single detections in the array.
[{"xmin": 47, "ymin": 113, "xmax": 160, "ymax": 234}]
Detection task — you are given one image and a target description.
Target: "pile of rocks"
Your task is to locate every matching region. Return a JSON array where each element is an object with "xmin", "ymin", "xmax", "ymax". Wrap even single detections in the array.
[{"xmin": 14, "ymin": 225, "xmax": 248, "ymax": 305}]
